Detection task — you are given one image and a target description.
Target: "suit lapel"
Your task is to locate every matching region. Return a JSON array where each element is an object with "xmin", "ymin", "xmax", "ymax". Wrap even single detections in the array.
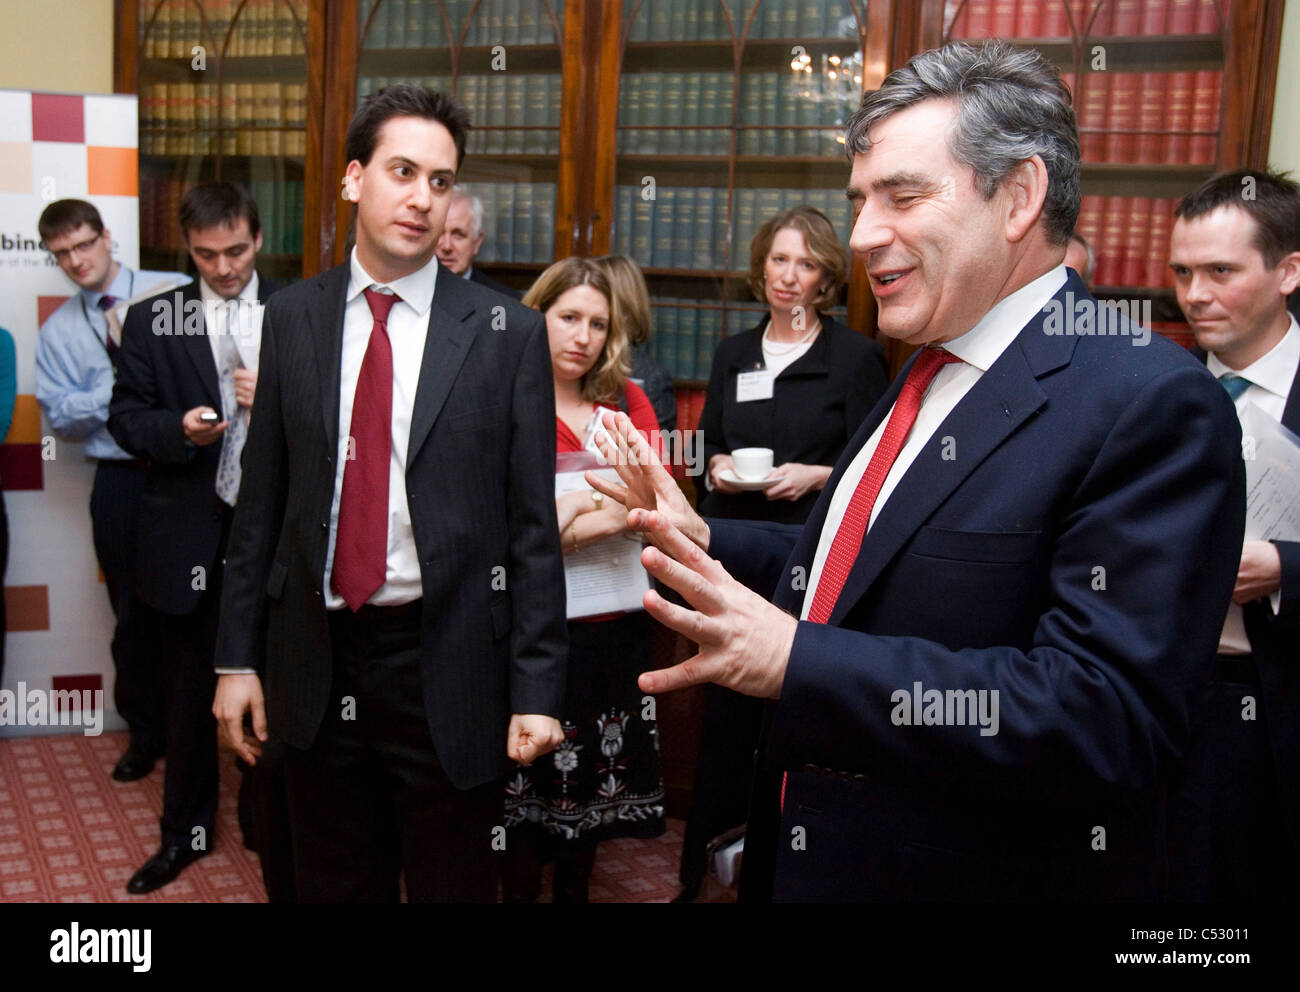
[
  {"xmin": 178, "ymin": 283, "xmax": 222, "ymax": 407},
  {"xmin": 406, "ymin": 268, "xmax": 478, "ymax": 469},
  {"xmin": 311, "ymin": 265, "xmax": 349, "ymax": 453},
  {"xmin": 1282, "ymin": 362, "xmax": 1300, "ymax": 434}
]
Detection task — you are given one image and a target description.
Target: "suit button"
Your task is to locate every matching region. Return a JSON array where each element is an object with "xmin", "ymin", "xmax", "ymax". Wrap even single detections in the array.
[
  {"xmin": 313, "ymin": 590, "xmax": 322, "ymax": 599},
  {"xmin": 320, "ymin": 522, "xmax": 328, "ymax": 531}
]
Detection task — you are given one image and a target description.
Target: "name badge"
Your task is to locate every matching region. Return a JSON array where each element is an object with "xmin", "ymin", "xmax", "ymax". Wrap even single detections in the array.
[{"xmin": 736, "ymin": 369, "xmax": 775, "ymax": 402}]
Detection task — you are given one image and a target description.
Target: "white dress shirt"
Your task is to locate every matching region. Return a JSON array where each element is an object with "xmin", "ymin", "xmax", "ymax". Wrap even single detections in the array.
[
  {"xmin": 801, "ymin": 265, "xmax": 1068, "ymax": 619},
  {"xmin": 321, "ymin": 250, "xmax": 438, "ymax": 608},
  {"xmin": 1207, "ymin": 314, "xmax": 1299, "ymax": 653}
]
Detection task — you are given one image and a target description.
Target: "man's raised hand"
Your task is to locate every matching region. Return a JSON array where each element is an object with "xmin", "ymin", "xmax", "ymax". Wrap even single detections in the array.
[
  {"xmin": 585, "ymin": 410, "xmax": 710, "ymax": 552},
  {"xmin": 633, "ymin": 509, "xmax": 796, "ymax": 700}
]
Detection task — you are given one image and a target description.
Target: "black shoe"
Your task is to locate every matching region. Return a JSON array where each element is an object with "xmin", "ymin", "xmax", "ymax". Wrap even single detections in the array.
[
  {"xmin": 126, "ymin": 844, "xmax": 207, "ymax": 895},
  {"xmin": 111, "ymin": 748, "xmax": 158, "ymax": 782}
]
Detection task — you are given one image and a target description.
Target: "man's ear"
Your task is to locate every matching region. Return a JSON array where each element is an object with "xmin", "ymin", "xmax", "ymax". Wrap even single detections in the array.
[
  {"xmin": 1003, "ymin": 155, "xmax": 1049, "ymax": 244},
  {"xmin": 1277, "ymin": 249, "xmax": 1300, "ymax": 296},
  {"xmin": 342, "ymin": 162, "xmax": 362, "ymax": 202},
  {"xmin": 253, "ymin": 228, "xmax": 264, "ymax": 254}
]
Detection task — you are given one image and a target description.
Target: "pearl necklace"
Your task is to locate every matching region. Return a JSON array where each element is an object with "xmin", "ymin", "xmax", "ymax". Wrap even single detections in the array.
[{"xmin": 762, "ymin": 318, "xmax": 822, "ymax": 356}]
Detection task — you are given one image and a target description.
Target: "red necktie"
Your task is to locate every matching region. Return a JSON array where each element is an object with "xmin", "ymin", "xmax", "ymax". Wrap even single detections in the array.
[
  {"xmin": 805, "ymin": 347, "xmax": 962, "ymax": 625},
  {"xmin": 331, "ymin": 288, "xmax": 399, "ymax": 611}
]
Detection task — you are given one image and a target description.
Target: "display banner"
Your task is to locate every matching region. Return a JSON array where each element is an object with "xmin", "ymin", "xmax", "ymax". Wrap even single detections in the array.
[{"xmin": 0, "ymin": 90, "xmax": 142, "ymax": 737}]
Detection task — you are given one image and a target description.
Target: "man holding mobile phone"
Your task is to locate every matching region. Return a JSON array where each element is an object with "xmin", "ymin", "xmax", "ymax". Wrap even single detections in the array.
[{"xmin": 108, "ymin": 181, "xmax": 281, "ymax": 894}]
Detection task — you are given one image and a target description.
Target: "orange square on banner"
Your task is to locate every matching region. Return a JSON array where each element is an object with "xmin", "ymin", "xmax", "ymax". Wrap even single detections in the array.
[
  {"xmin": 6, "ymin": 396, "xmax": 42, "ymax": 444},
  {"xmin": 5, "ymin": 585, "xmax": 50, "ymax": 631},
  {"xmin": 86, "ymin": 146, "xmax": 137, "ymax": 197}
]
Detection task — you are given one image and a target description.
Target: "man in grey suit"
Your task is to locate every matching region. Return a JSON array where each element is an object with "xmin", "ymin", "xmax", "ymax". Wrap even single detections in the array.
[{"xmin": 212, "ymin": 85, "xmax": 566, "ymax": 901}]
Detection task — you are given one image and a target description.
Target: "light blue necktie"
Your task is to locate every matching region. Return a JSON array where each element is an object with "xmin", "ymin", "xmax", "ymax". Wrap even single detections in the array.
[{"xmin": 1220, "ymin": 374, "xmax": 1251, "ymax": 402}]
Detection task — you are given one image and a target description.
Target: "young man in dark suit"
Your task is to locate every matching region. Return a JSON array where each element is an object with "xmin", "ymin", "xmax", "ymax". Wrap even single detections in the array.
[
  {"xmin": 591, "ymin": 41, "xmax": 1245, "ymax": 901},
  {"xmin": 109, "ymin": 181, "xmax": 280, "ymax": 893},
  {"xmin": 1167, "ymin": 169, "xmax": 1300, "ymax": 900},
  {"xmin": 212, "ymin": 85, "xmax": 566, "ymax": 902}
]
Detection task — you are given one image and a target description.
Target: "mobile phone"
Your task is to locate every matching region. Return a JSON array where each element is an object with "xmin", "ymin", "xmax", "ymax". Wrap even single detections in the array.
[{"xmin": 199, "ymin": 410, "xmax": 220, "ymax": 424}]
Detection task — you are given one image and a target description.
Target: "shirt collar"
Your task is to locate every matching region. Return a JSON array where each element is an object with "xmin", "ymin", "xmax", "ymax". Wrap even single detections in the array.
[
  {"xmin": 941, "ymin": 264, "xmax": 1069, "ymax": 372},
  {"xmin": 199, "ymin": 271, "xmax": 259, "ymax": 305},
  {"xmin": 347, "ymin": 248, "xmax": 438, "ymax": 315},
  {"xmin": 82, "ymin": 265, "xmax": 135, "ymax": 310},
  {"xmin": 1206, "ymin": 313, "xmax": 1300, "ymax": 401}
]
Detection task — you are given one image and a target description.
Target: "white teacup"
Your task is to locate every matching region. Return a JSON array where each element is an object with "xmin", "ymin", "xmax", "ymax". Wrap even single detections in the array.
[{"xmin": 731, "ymin": 447, "xmax": 774, "ymax": 481}]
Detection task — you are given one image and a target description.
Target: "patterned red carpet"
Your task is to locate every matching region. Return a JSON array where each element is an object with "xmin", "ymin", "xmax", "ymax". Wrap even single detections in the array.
[{"xmin": 0, "ymin": 731, "xmax": 687, "ymax": 903}]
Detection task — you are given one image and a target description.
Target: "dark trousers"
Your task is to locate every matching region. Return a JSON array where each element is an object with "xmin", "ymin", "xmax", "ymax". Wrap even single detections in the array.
[
  {"xmin": 1167, "ymin": 655, "xmax": 1300, "ymax": 901},
  {"xmin": 237, "ymin": 748, "xmax": 297, "ymax": 903},
  {"xmin": 155, "ymin": 519, "xmax": 227, "ymax": 851},
  {"xmin": 679, "ymin": 684, "xmax": 765, "ymax": 891},
  {"xmin": 284, "ymin": 605, "xmax": 500, "ymax": 902},
  {"xmin": 90, "ymin": 459, "xmax": 164, "ymax": 755}
]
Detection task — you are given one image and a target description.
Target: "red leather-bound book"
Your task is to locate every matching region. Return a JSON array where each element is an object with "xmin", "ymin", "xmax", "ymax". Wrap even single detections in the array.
[
  {"xmin": 966, "ymin": 0, "xmax": 995, "ymax": 36},
  {"xmin": 992, "ymin": 0, "xmax": 1018, "ymax": 36},
  {"xmin": 1190, "ymin": 70, "xmax": 1222, "ymax": 164},
  {"xmin": 1015, "ymin": 0, "xmax": 1043, "ymax": 37},
  {"xmin": 1077, "ymin": 195, "xmax": 1103, "ymax": 247},
  {"xmin": 1141, "ymin": 0, "xmax": 1169, "ymax": 33},
  {"xmin": 1167, "ymin": 0, "xmax": 1198, "ymax": 32},
  {"xmin": 1112, "ymin": 0, "xmax": 1142, "ymax": 34},
  {"xmin": 1043, "ymin": 0, "xmax": 1070, "ymax": 36},
  {"xmin": 1123, "ymin": 197, "xmax": 1152, "ymax": 287},
  {"xmin": 1146, "ymin": 201, "xmax": 1174, "ymax": 288},
  {"xmin": 1194, "ymin": 0, "xmax": 1221, "ymax": 32},
  {"xmin": 1095, "ymin": 196, "xmax": 1126, "ymax": 287},
  {"xmin": 1136, "ymin": 73, "xmax": 1165, "ymax": 163},
  {"xmin": 1079, "ymin": 71, "xmax": 1109, "ymax": 162},
  {"xmin": 1105, "ymin": 73, "xmax": 1138, "ymax": 163},
  {"xmin": 1165, "ymin": 71, "xmax": 1195, "ymax": 161}
]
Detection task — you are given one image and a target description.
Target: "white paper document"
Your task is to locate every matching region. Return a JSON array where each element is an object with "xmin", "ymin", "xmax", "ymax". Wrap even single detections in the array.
[
  {"xmin": 556, "ymin": 452, "xmax": 649, "ymax": 619},
  {"xmin": 1239, "ymin": 401, "xmax": 1300, "ymax": 542}
]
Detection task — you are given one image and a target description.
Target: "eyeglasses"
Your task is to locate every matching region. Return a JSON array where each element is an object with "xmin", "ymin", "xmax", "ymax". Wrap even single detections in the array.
[{"xmin": 46, "ymin": 233, "xmax": 103, "ymax": 263}]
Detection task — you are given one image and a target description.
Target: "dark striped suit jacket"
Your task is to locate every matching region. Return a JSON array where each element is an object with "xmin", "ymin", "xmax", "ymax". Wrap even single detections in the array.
[{"xmin": 214, "ymin": 261, "xmax": 567, "ymax": 790}]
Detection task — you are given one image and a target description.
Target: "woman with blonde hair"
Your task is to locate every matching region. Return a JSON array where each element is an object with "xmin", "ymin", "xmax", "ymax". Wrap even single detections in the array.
[
  {"xmin": 501, "ymin": 256, "xmax": 665, "ymax": 902},
  {"xmin": 595, "ymin": 254, "xmax": 676, "ymax": 435}
]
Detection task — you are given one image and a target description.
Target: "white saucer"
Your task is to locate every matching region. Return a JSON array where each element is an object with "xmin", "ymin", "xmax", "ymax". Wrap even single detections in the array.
[{"xmin": 720, "ymin": 468, "xmax": 784, "ymax": 491}]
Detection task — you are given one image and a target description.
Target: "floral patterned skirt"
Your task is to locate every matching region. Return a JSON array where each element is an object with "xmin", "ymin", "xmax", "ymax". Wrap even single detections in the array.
[{"xmin": 504, "ymin": 610, "xmax": 665, "ymax": 845}]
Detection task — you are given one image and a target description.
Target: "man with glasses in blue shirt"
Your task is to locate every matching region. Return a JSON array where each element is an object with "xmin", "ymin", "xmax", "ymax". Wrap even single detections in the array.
[{"xmin": 34, "ymin": 198, "xmax": 186, "ymax": 782}]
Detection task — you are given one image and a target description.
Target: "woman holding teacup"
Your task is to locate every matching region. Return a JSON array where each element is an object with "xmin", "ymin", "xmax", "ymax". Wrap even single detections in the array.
[
  {"xmin": 678, "ymin": 206, "xmax": 889, "ymax": 901},
  {"xmin": 697, "ymin": 204, "xmax": 889, "ymax": 524},
  {"xmin": 501, "ymin": 257, "xmax": 665, "ymax": 903}
]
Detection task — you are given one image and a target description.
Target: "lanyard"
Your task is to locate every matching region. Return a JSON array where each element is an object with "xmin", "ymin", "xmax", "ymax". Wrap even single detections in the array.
[{"xmin": 79, "ymin": 268, "xmax": 136, "ymax": 357}]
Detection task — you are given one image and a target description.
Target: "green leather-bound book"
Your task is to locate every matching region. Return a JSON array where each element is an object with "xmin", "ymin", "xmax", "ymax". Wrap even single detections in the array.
[
  {"xmin": 759, "ymin": 73, "xmax": 778, "ymax": 155},
  {"xmin": 525, "ymin": 74, "xmax": 547, "ymax": 154},
  {"xmin": 677, "ymin": 305, "xmax": 700, "ymax": 380},
  {"xmin": 693, "ymin": 187, "xmax": 717, "ymax": 270},
  {"xmin": 681, "ymin": 73, "xmax": 702, "ymax": 155},
  {"xmin": 486, "ymin": 73, "xmax": 507, "ymax": 153},
  {"xmin": 495, "ymin": 182, "xmax": 516, "ymax": 262},
  {"xmin": 535, "ymin": 183, "xmax": 556, "ymax": 261},
  {"xmin": 621, "ymin": 73, "xmax": 642, "ymax": 155},
  {"xmin": 614, "ymin": 185, "xmax": 634, "ymax": 255},
  {"xmin": 653, "ymin": 188, "xmax": 677, "ymax": 268},
  {"xmin": 639, "ymin": 72, "xmax": 664, "ymax": 155},
  {"xmin": 513, "ymin": 182, "xmax": 534, "ymax": 262},
  {"xmin": 661, "ymin": 72, "xmax": 685, "ymax": 154},
  {"xmin": 632, "ymin": 189, "xmax": 654, "ymax": 265},
  {"xmin": 697, "ymin": 306, "xmax": 720, "ymax": 381},
  {"xmin": 505, "ymin": 73, "xmax": 526, "ymax": 154},
  {"xmin": 673, "ymin": 188, "xmax": 697, "ymax": 268}
]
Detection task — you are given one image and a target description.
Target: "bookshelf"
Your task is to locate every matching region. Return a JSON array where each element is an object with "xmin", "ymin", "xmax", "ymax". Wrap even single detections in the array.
[{"xmin": 127, "ymin": 0, "xmax": 321, "ymax": 284}]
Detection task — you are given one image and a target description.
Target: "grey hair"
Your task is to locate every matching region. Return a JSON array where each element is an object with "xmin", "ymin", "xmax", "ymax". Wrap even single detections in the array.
[
  {"xmin": 451, "ymin": 183, "xmax": 484, "ymax": 237},
  {"xmin": 845, "ymin": 41, "xmax": 1080, "ymax": 245}
]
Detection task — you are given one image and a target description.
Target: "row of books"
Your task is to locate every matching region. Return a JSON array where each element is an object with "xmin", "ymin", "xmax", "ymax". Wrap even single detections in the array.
[
  {"xmin": 140, "ymin": 0, "xmax": 306, "ymax": 59},
  {"xmin": 617, "ymin": 71, "xmax": 843, "ymax": 157},
  {"xmin": 628, "ymin": 0, "xmax": 856, "ymax": 42},
  {"xmin": 1072, "ymin": 70, "xmax": 1221, "ymax": 165},
  {"xmin": 644, "ymin": 303, "xmax": 758, "ymax": 382},
  {"xmin": 471, "ymin": 182, "xmax": 557, "ymax": 264},
  {"xmin": 358, "ymin": 75, "xmax": 562, "ymax": 155},
  {"xmin": 612, "ymin": 185, "xmax": 855, "ymax": 272},
  {"xmin": 945, "ymin": 0, "xmax": 1228, "ymax": 39},
  {"xmin": 139, "ymin": 176, "xmax": 305, "ymax": 256},
  {"xmin": 1075, "ymin": 194, "xmax": 1179, "ymax": 289},
  {"xmin": 139, "ymin": 82, "xmax": 309, "ymax": 156},
  {"xmin": 363, "ymin": 0, "xmax": 565, "ymax": 48}
]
